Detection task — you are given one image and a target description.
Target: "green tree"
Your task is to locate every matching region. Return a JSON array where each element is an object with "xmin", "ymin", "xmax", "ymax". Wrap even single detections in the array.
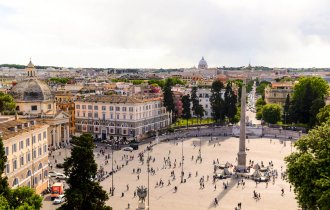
[
  {"xmin": 262, "ymin": 104, "xmax": 282, "ymax": 124},
  {"xmin": 316, "ymin": 105, "xmax": 330, "ymax": 125},
  {"xmin": 8, "ymin": 187, "xmax": 43, "ymax": 210},
  {"xmin": 256, "ymin": 81, "xmax": 271, "ymax": 97},
  {"xmin": 163, "ymin": 78, "xmax": 175, "ymax": 119},
  {"xmin": 309, "ymin": 98, "xmax": 325, "ymax": 127},
  {"xmin": 190, "ymin": 86, "xmax": 199, "ymax": 115},
  {"xmin": 59, "ymin": 134, "xmax": 111, "ymax": 210},
  {"xmin": 181, "ymin": 95, "xmax": 191, "ymax": 128},
  {"xmin": 210, "ymin": 80, "xmax": 225, "ymax": 124},
  {"xmin": 289, "ymin": 77, "xmax": 328, "ymax": 125},
  {"xmin": 0, "ymin": 93, "xmax": 16, "ymax": 114},
  {"xmin": 195, "ymin": 104, "xmax": 205, "ymax": 124},
  {"xmin": 224, "ymin": 82, "xmax": 238, "ymax": 124},
  {"xmin": 283, "ymin": 94, "xmax": 290, "ymax": 124},
  {"xmin": 0, "ymin": 139, "xmax": 10, "ymax": 198},
  {"xmin": 285, "ymin": 121, "xmax": 330, "ymax": 210}
]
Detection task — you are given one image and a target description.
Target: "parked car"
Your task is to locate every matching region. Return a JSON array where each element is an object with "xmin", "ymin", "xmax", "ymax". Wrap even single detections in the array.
[
  {"xmin": 56, "ymin": 163, "xmax": 64, "ymax": 168},
  {"xmin": 122, "ymin": 147, "xmax": 133, "ymax": 152},
  {"xmin": 53, "ymin": 195, "xmax": 65, "ymax": 204},
  {"xmin": 56, "ymin": 173, "xmax": 68, "ymax": 180},
  {"xmin": 48, "ymin": 171, "xmax": 58, "ymax": 178}
]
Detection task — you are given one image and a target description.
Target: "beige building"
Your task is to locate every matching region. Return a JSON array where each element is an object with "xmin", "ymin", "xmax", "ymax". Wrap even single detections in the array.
[
  {"xmin": 1, "ymin": 116, "xmax": 49, "ymax": 194},
  {"xmin": 264, "ymin": 82, "xmax": 294, "ymax": 105},
  {"xmin": 9, "ymin": 60, "xmax": 70, "ymax": 149},
  {"xmin": 75, "ymin": 95, "xmax": 171, "ymax": 141}
]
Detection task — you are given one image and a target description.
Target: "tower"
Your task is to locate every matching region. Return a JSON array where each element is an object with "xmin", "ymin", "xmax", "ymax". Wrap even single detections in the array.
[
  {"xmin": 237, "ymin": 79, "xmax": 247, "ymax": 171},
  {"xmin": 26, "ymin": 59, "xmax": 36, "ymax": 77}
]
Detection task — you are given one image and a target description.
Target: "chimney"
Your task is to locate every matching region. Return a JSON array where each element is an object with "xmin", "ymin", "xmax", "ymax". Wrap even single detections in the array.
[
  {"xmin": 17, "ymin": 124, "xmax": 24, "ymax": 129},
  {"xmin": 24, "ymin": 122, "xmax": 30, "ymax": 128}
]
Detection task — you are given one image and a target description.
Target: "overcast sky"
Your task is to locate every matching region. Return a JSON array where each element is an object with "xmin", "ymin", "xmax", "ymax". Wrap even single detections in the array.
[{"xmin": 1, "ymin": 0, "xmax": 330, "ymax": 68}]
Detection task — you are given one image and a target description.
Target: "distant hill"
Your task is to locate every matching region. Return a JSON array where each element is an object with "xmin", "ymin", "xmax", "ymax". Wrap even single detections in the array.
[{"xmin": 0, "ymin": 64, "xmax": 60, "ymax": 69}]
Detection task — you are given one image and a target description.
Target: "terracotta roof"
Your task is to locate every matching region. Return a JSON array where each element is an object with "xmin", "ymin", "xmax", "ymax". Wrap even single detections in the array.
[
  {"xmin": 77, "ymin": 95, "xmax": 162, "ymax": 104},
  {"xmin": 0, "ymin": 119, "xmax": 48, "ymax": 140}
]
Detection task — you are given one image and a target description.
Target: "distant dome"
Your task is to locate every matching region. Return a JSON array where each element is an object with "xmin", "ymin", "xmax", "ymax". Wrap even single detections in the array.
[
  {"xmin": 10, "ymin": 79, "xmax": 54, "ymax": 102},
  {"xmin": 198, "ymin": 57, "xmax": 208, "ymax": 69}
]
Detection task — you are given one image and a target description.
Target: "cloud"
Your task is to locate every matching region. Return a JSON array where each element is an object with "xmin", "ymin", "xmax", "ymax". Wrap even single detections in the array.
[{"xmin": 0, "ymin": 0, "xmax": 330, "ymax": 68}]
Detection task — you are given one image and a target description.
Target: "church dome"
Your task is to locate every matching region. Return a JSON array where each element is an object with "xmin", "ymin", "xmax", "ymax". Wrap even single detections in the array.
[
  {"xmin": 10, "ymin": 79, "xmax": 54, "ymax": 102},
  {"xmin": 198, "ymin": 57, "xmax": 208, "ymax": 69}
]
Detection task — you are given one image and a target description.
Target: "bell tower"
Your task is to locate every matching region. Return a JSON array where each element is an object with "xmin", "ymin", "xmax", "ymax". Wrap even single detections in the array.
[{"xmin": 26, "ymin": 58, "xmax": 36, "ymax": 77}]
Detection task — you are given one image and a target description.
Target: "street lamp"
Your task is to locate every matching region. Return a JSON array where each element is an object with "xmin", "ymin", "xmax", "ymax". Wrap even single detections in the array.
[
  {"xmin": 181, "ymin": 137, "xmax": 184, "ymax": 183},
  {"xmin": 111, "ymin": 137, "xmax": 114, "ymax": 196},
  {"xmin": 147, "ymin": 145, "xmax": 151, "ymax": 209}
]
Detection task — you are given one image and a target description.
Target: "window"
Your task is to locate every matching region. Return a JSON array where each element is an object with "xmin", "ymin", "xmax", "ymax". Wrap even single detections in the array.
[
  {"xmin": 77, "ymin": 111, "xmax": 80, "ymax": 117},
  {"xmin": 130, "ymin": 115, "xmax": 133, "ymax": 120},
  {"xmin": 26, "ymin": 152, "xmax": 31, "ymax": 162},
  {"xmin": 76, "ymin": 105, "xmax": 80, "ymax": 109},
  {"xmin": 94, "ymin": 113, "xmax": 98, "ymax": 118},
  {"xmin": 13, "ymin": 159, "xmax": 17, "ymax": 170},
  {"xmin": 38, "ymin": 133, "xmax": 41, "ymax": 141},
  {"xmin": 88, "ymin": 105, "xmax": 93, "ymax": 110},
  {"xmin": 33, "ymin": 149, "xmax": 36, "ymax": 158},
  {"xmin": 82, "ymin": 105, "xmax": 86, "ymax": 109},
  {"xmin": 88, "ymin": 113, "xmax": 92, "ymax": 118},
  {"xmin": 13, "ymin": 178, "xmax": 19, "ymax": 187},
  {"xmin": 122, "ymin": 107, "xmax": 127, "ymax": 111},
  {"xmin": 5, "ymin": 147, "xmax": 9, "ymax": 156},
  {"xmin": 110, "ymin": 114, "xmax": 113, "ymax": 119},
  {"xmin": 38, "ymin": 147, "xmax": 42, "ymax": 156},
  {"xmin": 31, "ymin": 105, "xmax": 37, "ymax": 111},
  {"xmin": 19, "ymin": 141, "xmax": 24, "ymax": 150},
  {"xmin": 115, "ymin": 107, "xmax": 120, "ymax": 111},
  {"xmin": 110, "ymin": 106, "xmax": 113, "ymax": 111},
  {"xmin": 129, "ymin": 107, "xmax": 133, "ymax": 112},
  {"xmin": 32, "ymin": 136, "xmax": 36, "ymax": 144},
  {"xmin": 205, "ymin": 104, "xmax": 208, "ymax": 108},
  {"xmin": 5, "ymin": 164, "xmax": 10, "ymax": 174},
  {"xmin": 44, "ymin": 144, "xmax": 47, "ymax": 153},
  {"xmin": 102, "ymin": 106, "xmax": 106, "ymax": 111},
  {"xmin": 94, "ymin": 106, "xmax": 98, "ymax": 110},
  {"xmin": 117, "ymin": 114, "xmax": 119, "ymax": 119},
  {"xmin": 20, "ymin": 156, "xmax": 24, "ymax": 166},
  {"xmin": 48, "ymin": 104, "xmax": 51, "ymax": 109},
  {"xmin": 123, "ymin": 114, "xmax": 126, "ymax": 120},
  {"xmin": 43, "ymin": 131, "xmax": 46, "ymax": 139},
  {"xmin": 12, "ymin": 144, "xmax": 17, "ymax": 153},
  {"xmin": 102, "ymin": 113, "xmax": 106, "ymax": 120},
  {"xmin": 83, "ymin": 112, "xmax": 86, "ymax": 117}
]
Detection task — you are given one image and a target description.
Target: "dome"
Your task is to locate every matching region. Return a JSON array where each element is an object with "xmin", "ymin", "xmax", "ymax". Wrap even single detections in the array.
[
  {"xmin": 10, "ymin": 79, "xmax": 54, "ymax": 102},
  {"xmin": 198, "ymin": 57, "xmax": 208, "ymax": 69}
]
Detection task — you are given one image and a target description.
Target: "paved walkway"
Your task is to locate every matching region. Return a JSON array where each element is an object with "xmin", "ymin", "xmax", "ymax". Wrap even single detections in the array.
[{"xmin": 42, "ymin": 136, "xmax": 298, "ymax": 210}]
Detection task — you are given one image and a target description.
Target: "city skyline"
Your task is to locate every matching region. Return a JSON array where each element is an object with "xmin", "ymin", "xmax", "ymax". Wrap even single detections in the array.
[{"xmin": 1, "ymin": 0, "xmax": 330, "ymax": 68}]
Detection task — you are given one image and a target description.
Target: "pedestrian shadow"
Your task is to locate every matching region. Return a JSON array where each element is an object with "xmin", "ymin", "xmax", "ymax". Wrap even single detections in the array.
[{"xmin": 207, "ymin": 178, "xmax": 236, "ymax": 209}]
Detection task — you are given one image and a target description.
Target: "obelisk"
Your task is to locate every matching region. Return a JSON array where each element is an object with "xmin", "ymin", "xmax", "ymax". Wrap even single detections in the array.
[{"xmin": 237, "ymin": 80, "xmax": 247, "ymax": 171}]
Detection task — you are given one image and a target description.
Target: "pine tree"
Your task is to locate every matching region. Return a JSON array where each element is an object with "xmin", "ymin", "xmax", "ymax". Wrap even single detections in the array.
[
  {"xmin": 224, "ymin": 82, "xmax": 238, "ymax": 124},
  {"xmin": 59, "ymin": 134, "xmax": 111, "ymax": 210},
  {"xmin": 283, "ymin": 94, "xmax": 290, "ymax": 124},
  {"xmin": 210, "ymin": 80, "xmax": 225, "ymax": 124},
  {"xmin": 163, "ymin": 78, "xmax": 175, "ymax": 120},
  {"xmin": 190, "ymin": 86, "xmax": 199, "ymax": 115},
  {"xmin": 181, "ymin": 95, "xmax": 191, "ymax": 128},
  {"xmin": 0, "ymin": 139, "xmax": 10, "ymax": 198}
]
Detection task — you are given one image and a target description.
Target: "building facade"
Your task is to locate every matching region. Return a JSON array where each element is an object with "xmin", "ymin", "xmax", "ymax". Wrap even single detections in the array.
[
  {"xmin": 1, "ymin": 117, "xmax": 49, "ymax": 194},
  {"xmin": 264, "ymin": 82, "xmax": 294, "ymax": 105},
  {"xmin": 74, "ymin": 95, "xmax": 171, "ymax": 141}
]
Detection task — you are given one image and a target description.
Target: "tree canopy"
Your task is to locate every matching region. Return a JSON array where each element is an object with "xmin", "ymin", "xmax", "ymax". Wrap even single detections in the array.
[
  {"xmin": 262, "ymin": 104, "xmax": 282, "ymax": 124},
  {"xmin": 163, "ymin": 78, "xmax": 175, "ymax": 118},
  {"xmin": 0, "ymin": 93, "xmax": 16, "ymax": 114},
  {"xmin": 181, "ymin": 95, "xmax": 191, "ymax": 128},
  {"xmin": 59, "ymin": 133, "xmax": 111, "ymax": 210},
  {"xmin": 316, "ymin": 105, "xmax": 330, "ymax": 125},
  {"xmin": 224, "ymin": 81, "xmax": 238, "ymax": 124},
  {"xmin": 210, "ymin": 80, "xmax": 225, "ymax": 124},
  {"xmin": 285, "ymin": 121, "xmax": 330, "ymax": 210},
  {"xmin": 288, "ymin": 77, "xmax": 328, "ymax": 127}
]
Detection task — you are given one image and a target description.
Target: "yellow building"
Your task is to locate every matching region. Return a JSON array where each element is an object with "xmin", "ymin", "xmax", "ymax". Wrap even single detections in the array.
[
  {"xmin": 1, "ymin": 116, "xmax": 49, "ymax": 194},
  {"xmin": 54, "ymin": 91, "xmax": 76, "ymax": 136},
  {"xmin": 264, "ymin": 82, "xmax": 294, "ymax": 105}
]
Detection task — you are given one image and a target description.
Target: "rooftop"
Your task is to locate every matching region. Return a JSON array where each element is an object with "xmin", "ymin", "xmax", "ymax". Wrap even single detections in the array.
[{"xmin": 77, "ymin": 95, "xmax": 162, "ymax": 104}]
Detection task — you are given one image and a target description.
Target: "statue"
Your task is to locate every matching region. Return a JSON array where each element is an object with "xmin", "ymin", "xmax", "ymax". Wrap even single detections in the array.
[{"xmin": 136, "ymin": 186, "xmax": 148, "ymax": 210}]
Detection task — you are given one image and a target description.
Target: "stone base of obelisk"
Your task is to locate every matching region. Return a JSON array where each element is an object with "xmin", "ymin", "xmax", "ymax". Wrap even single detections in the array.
[
  {"xmin": 136, "ymin": 202, "xmax": 149, "ymax": 210},
  {"xmin": 236, "ymin": 151, "xmax": 247, "ymax": 172}
]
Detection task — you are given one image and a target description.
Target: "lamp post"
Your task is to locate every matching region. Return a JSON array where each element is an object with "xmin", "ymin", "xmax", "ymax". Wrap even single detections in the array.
[
  {"xmin": 147, "ymin": 145, "xmax": 150, "ymax": 209},
  {"xmin": 181, "ymin": 137, "xmax": 184, "ymax": 183},
  {"xmin": 111, "ymin": 137, "xmax": 114, "ymax": 196}
]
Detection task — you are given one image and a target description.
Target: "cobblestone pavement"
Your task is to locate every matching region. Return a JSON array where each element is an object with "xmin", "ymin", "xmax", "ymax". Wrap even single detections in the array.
[{"xmin": 42, "ymin": 136, "xmax": 298, "ymax": 210}]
